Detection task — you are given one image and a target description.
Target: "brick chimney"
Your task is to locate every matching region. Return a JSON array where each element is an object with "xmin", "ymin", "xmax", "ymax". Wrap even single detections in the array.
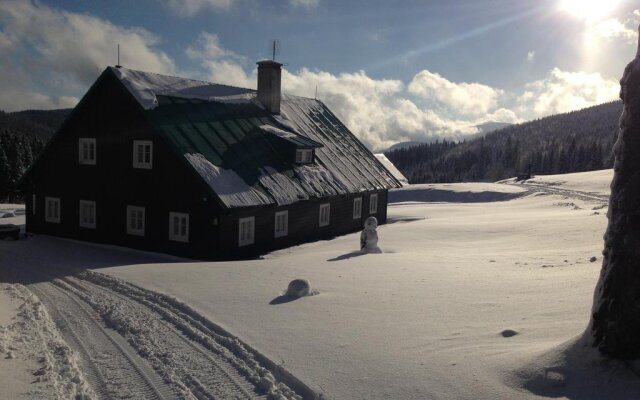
[{"xmin": 256, "ymin": 60, "xmax": 282, "ymax": 114}]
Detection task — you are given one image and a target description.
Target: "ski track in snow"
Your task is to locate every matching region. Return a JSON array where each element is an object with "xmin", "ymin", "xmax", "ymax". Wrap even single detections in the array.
[
  {"xmin": 18, "ymin": 269, "xmax": 309, "ymax": 400},
  {"xmin": 507, "ymin": 181, "xmax": 610, "ymax": 205}
]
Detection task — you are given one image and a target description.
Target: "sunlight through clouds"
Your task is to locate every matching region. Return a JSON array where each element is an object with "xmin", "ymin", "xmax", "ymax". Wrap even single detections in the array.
[{"xmin": 0, "ymin": 0, "xmax": 630, "ymax": 151}]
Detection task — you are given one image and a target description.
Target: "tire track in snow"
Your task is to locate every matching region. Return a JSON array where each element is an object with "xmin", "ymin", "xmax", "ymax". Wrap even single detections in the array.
[
  {"xmin": 29, "ymin": 282, "xmax": 176, "ymax": 400},
  {"xmin": 55, "ymin": 272, "xmax": 314, "ymax": 399},
  {"xmin": 61, "ymin": 276, "xmax": 265, "ymax": 400}
]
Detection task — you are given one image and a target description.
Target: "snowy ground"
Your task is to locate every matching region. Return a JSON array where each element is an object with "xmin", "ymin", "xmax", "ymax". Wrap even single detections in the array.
[{"xmin": 2, "ymin": 169, "xmax": 640, "ymax": 399}]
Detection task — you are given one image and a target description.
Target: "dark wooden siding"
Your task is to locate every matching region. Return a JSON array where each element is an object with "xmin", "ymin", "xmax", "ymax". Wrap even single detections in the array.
[
  {"xmin": 24, "ymin": 70, "xmax": 220, "ymax": 259},
  {"xmin": 217, "ymin": 190, "xmax": 388, "ymax": 260}
]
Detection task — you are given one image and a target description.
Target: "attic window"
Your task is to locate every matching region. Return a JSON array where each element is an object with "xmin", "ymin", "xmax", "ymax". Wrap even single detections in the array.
[{"xmin": 295, "ymin": 149, "xmax": 313, "ymax": 164}]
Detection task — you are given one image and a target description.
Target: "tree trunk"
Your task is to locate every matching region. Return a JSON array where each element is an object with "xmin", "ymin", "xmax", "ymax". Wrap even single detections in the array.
[{"xmin": 590, "ymin": 25, "xmax": 640, "ymax": 358}]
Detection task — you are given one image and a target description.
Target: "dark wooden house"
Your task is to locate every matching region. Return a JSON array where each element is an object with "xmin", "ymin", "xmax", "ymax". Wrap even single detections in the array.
[{"xmin": 21, "ymin": 61, "xmax": 401, "ymax": 259}]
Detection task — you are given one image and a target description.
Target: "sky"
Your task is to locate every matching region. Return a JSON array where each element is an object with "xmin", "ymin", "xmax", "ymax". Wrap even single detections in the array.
[{"xmin": 0, "ymin": 0, "xmax": 638, "ymax": 151}]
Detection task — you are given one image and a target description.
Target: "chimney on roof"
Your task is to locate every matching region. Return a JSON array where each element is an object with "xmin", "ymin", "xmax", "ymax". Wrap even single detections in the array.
[{"xmin": 256, "ymin": 60, "xmax": 282, "ymax": 114}]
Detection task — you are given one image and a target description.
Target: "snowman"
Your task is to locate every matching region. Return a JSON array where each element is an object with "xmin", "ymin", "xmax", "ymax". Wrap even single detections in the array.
[{"xmin": 360, "ymin": 216, "xmax": 380, "ymax": 253}]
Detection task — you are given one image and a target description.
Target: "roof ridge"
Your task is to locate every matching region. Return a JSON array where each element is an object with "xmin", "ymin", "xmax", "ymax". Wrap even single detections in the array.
[{"xmin": 108, "ymin": 66, "xmax": 254, "ymax": 92}]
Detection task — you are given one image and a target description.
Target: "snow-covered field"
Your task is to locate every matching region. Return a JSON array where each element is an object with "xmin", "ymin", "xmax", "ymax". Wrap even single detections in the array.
[{"xmin": 3, "ymin": 169, "xmax": 640, "ymax": 399}]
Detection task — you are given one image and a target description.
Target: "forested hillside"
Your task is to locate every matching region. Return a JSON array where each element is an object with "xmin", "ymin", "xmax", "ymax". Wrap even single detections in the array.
[
  {"xmin": 386, "ymin": 101, "xmax": 621, "ymax": 183},
  {"xmin": 0, "ymin": 109, "xmax": 70, "ymax": 200}
]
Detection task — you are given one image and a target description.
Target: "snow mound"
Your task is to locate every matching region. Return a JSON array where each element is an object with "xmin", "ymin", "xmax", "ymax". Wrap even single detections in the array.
[
  {"xmin": 286, "ymin": 279, "xmax": 311, "ymax": 298},
  {"xmin": 3, "ymin": 284, "xmax": 95, "ymax": 399},
  {"xmin": 507, "ymin": 335, "xmax": 640, "ymax": 399}
]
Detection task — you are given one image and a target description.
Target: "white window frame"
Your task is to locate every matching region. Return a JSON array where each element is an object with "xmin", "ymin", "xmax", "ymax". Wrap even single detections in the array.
[
  {"xmin": 369, "ymin": 193, "xmax": 378, "ymax": 214},
  {"xmin": 79, "ymin": 200, "xmax": 96, "ymax": 229},
  {"xmin": 78, "ymin": 138, "xmax": 96, "ymax": 165},
  {"xmin": 169, "ymin": 212, "xmax": 189, "ymax": 243},
  {"xmin": 274, "ymin": 210, "xmax": 288, "ymax": 238},
  {"xmin": 126, "ymin": 205, "xmax": 145, "ymax": 236},
  {"xmin": 295, "ymin": 149, "xmax": 313, "ymax": 164},
  {"xmin": 45, "ymin": 197, "xmax": 60, "ymax": 223},
  {"xmin": 353, "ymin": 197, "xmax": 362, "ymax": 219},
  {"xmin": 238, "ymin": 216, "xmax": 255, "ymax": 247},
  {"xmin": 319, "ymin": 203, "xmax": 330, "ymax": 227},
  {"xmin": 133, "ymin": 140, "xmax": 153, "ymax": 169}
]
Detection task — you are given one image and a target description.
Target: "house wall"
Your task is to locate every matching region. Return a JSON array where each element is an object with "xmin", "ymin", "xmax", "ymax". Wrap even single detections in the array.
[
  {"xmin": 23, "ymin": 70, "xmax": 220, "ymax": 259},
  {"xmin": 217, "ymin": 189, "xmax": 388, "ymax": 260}
]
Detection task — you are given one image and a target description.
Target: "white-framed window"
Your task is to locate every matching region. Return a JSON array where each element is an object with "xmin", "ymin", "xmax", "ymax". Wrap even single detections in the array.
[
  {"xmin": 126, "ymin": 206, "xmax": 145, "ymax": 236},
  {"xmin": 32, "ymin": 194, "xmax": 36, "ymax": 215},
  {"xmin": 319, "ymin": 203, "xmax": 330, "ymax": 227},
  {"xmin": 295, "ymin": 149, "xmax": 313, "ymax": 164},
  {"xmin": 369, "ymin": 193, "xmax": 378, "ymax": 214},
  {"xmin": 274, "ymin": 210, "xmax": 288, "ymax": 238},
  {"xmin": 79, "ymin": 138, "xmax": 96, "ymax": 165},
  {"xmin": 238, "ymin": 216, "xmax": 255, "ymax": 247},
  {"xmin": 133, "ymin": 140, "xmax": 153, "ymax": 169},
  {"xmin": 45, "ymin": 197, "xmax": 60, "ymax": 223},
  {"xmin": 79, "ymin": 200, "xmax": 96, "ymax": 229},
  {"xmin": 169, "ymin": 212, "xmax": 189, "ymax": 242},
  {"xmin": 353, "ymin": 197, "xmax": 362, "ymax": 219}
]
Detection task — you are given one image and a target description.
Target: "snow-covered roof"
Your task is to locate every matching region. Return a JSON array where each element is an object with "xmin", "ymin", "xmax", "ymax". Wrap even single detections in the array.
[
  {"xmin": 109, "ymin": 67, "xmax": 401, "ymax": 208},
  {"xmin": 111, "ymin": 67, "xmax": 255, "ymax": 110},
  {"xmin": 374, "ymin": 154, "xmax": 409, "ymax": 186}
]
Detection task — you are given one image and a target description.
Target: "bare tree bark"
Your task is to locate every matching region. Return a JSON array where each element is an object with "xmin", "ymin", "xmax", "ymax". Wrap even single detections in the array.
[{"xmin": 590, "ymin": 26, "xmax": 640, "ymax": 358}]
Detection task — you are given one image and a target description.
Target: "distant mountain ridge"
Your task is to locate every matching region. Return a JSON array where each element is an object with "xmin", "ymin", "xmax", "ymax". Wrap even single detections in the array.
[
  {"xmin": 0, "ymin": 108, "xmax": 71, "ymax": 138},
  {"xmin": 386, "ymin": 101, "xmax": 621, "ymax": 183},
  {"xmin": 387, "ymin": 121, "xmax": 513, "ymax": 152},
  {"xmin": 476, "ymin": 121, "xmax": 512, "ymax": 135}
]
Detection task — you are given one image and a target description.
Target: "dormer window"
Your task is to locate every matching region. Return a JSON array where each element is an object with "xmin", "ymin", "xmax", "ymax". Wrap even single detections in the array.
[{"xmin": 295, "ymin": 149, "xmax": 313, "ymax": 164}]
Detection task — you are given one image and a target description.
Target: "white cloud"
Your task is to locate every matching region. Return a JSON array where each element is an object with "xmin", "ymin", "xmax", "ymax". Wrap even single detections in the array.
[
  {"xmin": 478, "ymin": 108, "xmax": 521, "ymax": 125},
  {"xmin": 186, "ymin": 32, "xmax": 243, "ymax": 61},
  {"xmin": 0, "ymin": 0, "xmax": 175, "ymax": 111},
  {"xmin": 202, "ymin": 60, "xmax": 255, "ymax": 88},
  {"xmin": 590, "ymin": 18, "xmax": 636, "ymax": 42},
  {"xmin": 407, "ymin": 70, "xmax": 504, "ymax": 117},
  {"xmin": 12, "ymin": 2, "xmax": 622, "ymax": 152},
  {"xmin": 517, "ymin": 68, "xmax": 619, "ymax": 117},
  {"xmin": 192, "ymin": 54, "xmax": 483, "ymax": 150},
  {"xmin": 289, "ymin": 0, "xmax": 320, "ymax": 7},
  {"xmin": 165, "ymin": 0, "xmax": 234, "ymax": 17},
  {"xmin": 527, "ymin": 51, "xmax": 535, "ymax": 62}
]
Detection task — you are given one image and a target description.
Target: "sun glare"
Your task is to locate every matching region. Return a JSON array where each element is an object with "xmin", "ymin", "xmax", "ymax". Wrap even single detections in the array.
[{"xmin": 560, "ymin": 0, "xmax": 621, "ymax": 21}]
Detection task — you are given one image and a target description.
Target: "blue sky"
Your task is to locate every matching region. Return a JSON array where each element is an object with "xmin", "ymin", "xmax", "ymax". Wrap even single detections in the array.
[{"xmin": 1, "ymin": 0, "xmax": 638, "ymax": 150}]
